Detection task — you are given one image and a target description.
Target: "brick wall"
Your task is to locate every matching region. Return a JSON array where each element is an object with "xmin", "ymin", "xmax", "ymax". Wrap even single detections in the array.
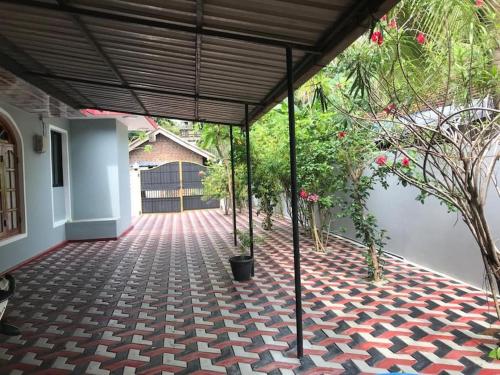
[{"xmin": 129, "ymin": 134, "xmax": 204, "ymax": 165}]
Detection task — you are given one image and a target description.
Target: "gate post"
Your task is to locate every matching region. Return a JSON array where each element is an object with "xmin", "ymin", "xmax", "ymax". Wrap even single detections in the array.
[{"xmin": 179, "ymin": 161, "xmax": 184, "ymax": 212}]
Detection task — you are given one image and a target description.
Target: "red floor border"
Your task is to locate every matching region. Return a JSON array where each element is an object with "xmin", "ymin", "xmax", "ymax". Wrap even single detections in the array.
[{"xmin": 1, "ymin": 240, "xmax": 68, "ymax": 276}]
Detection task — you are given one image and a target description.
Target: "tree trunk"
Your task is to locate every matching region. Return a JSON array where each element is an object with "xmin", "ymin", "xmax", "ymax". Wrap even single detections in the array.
[
  {"xmin": 467, "ymin": 197, "xmax": 500, "ymax": 317},
  {"xmin": 310, "ymin": 204, "xmax": 325, "ymax": 252},
  {"xmin": 368, "ymin": 242, "xmax": 382, "ymax": 283},
  {"xmin": 352, "ymin": 189, "xmax": 383, "ymax": 282}
]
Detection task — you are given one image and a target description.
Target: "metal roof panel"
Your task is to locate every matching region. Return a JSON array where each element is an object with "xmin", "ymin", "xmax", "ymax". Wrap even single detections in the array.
[{"xmin": 0, "ymin": 0, "xmax": 399, "ymax": 125}]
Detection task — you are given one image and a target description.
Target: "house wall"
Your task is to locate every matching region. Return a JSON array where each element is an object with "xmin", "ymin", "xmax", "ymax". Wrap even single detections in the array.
[
  {"xmin": 52, "ymin": 187, "xmax": 66, "ymax": 223},
  {"xmin": 0, "ymin": 103, "xmax": 132, "ymax": 272},
  {"xmin": 69, "ymin": 119, "xmax": 118, "ymax": 220},
  {"xmin": 67, "ymin": 118, "xmax": 131, "ymax": 240},
  {"xmin": 0, "ymin": 100, "xmax": 69, "ymax": 272},
  {"xmin": 129, "ymin": 133, "xmax": 204, "ymax": 166}
]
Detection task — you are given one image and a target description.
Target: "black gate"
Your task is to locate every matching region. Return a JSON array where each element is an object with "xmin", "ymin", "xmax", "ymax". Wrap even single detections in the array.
[{"xmin": 141, "ymin": 162, "xmax": 219, "ymax": 213}]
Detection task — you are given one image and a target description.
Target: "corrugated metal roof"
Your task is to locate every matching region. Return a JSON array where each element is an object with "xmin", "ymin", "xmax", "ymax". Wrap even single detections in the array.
[{"xmin": 0, "ymin": 0, "xmax": 398, "ymax": 125}]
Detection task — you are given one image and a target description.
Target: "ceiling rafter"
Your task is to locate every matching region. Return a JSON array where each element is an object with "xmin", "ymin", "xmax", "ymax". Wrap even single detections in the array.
[
  {"xmin": 56, "ymin": 0, "xmax": 149, "ymax": 115},
  {"xmin": 27, "ymin": 72, "xmax": 261, "ymax": 106},
  {"xmin": 85, "ymin": 107, "xmax": 243, "ymax": 128}
]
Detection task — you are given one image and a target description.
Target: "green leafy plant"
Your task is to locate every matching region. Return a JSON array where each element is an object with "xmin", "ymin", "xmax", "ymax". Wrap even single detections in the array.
[
  {"xmin": 155, "ymin": 118, "xmax": 181, "ymax": 135},
  {"xmin": 489, "ymin": 346, "xmax": 500, "ymax": 360},
  {"xmin": 251, "ymin": 120, "xmax": 285, "ymax": 230},
  {"xmin": 236, "ymin": 230, "xmax": 263, "ymax": 256},
  {"xmin": 199, "ymin": 125, "xmax": 246, "ymax": 215},
  {"xmin": 331, "ymin": 120, "xmax": 389, "ymax": 282},
  {"xmin": 294, "ymin": 111, "xmax": 343, "ymax": 252},
  {"xmin": 201, "ymin": 161, "xmax": 229, "ymax": 208}
]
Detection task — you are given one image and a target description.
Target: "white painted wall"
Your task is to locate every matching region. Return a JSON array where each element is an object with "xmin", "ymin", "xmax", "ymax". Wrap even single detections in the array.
[
  {"xmin": 343, "ymin": 174, "xmax": 499, "ymax": 289},
  {"xmin": 67, "ymin": 118, "xmax": 131, "ymax": 240},
  {"xmin": 0, "ymin": 100, "xmax": 69, "ymax": 272}
]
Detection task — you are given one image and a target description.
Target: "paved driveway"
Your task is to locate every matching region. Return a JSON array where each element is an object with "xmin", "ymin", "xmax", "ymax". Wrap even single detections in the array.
[{"xmin": 0, "ymin": 210, "xmax": 498, "ymax": 374}]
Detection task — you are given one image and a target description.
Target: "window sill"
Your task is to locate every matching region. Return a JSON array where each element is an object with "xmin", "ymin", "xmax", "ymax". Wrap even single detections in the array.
[
  {"xmin": 0, "ymin": 233, "xmax": 27, "ymax": 247},
  {"xmin": 53, "ymin": 220, "xmax": 67, "ymax": 228}
]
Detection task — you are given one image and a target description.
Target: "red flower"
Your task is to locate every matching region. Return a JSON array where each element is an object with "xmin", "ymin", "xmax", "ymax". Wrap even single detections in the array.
[
  {"xmin": 375, "ymin": 155, "xmax": 387, "ymax": 166},
  {"xmin": 383, "ymin": 103, "xmax": 396, "ymax": 114},
  {"xmin": 402, "ymin": 157, "xmax": 410, "ymax": 167},
  {"xmin": 475, "ymin": 0, "xmax": 484, "ymax": 6},
  {"xmin": 338, "ymin": 131, "xmax": 347, "ymax": 139},
  {"xmin": 416, "ymin": 32, "xmax": 426, "ymax": 45},
  {"xmin": 371, "ymin": 31, "xmax": 383, "ymax": 45},
  {"xmin": 377, "ymin": 34, "xmax": 384, "ymax": 45},
  {"xmin": 388, "ymin": 19, "xmax": 397, "ymax": 29},
  {"xmin": 299, "ymin": 190, "xmax": 308, "ymax": 199}
]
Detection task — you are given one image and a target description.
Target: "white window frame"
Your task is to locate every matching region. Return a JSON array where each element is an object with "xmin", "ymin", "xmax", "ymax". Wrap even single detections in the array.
[
  {"xmin": 0, "ymin": 108, "xmax": 27, "ymax": 246},
  {"xmin": 49, "ymin": 125, "xmax": 71, "ymax": 227}
]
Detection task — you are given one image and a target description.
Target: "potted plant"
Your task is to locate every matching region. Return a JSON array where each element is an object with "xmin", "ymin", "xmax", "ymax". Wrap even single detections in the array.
[{"xmin": 229, "ymin": 230, "xmax": 259, "ymax": 282}]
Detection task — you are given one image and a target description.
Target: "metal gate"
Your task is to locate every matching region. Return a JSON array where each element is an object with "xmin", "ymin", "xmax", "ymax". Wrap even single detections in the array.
[{"xmin": 140, "ymin": 162, "xmax": 219, "ymax": 213}]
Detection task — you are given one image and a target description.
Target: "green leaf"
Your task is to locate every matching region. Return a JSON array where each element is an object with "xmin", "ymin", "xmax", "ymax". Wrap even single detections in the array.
[{"xmin": 488, "ymin": 347, "xmax": 500, "ymax": 360}]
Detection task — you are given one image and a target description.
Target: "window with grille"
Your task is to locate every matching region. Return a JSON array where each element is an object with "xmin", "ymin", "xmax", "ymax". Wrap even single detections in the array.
[{"xmin": 0, "ymin": 119, "xmax": 21, "ymax": 239}]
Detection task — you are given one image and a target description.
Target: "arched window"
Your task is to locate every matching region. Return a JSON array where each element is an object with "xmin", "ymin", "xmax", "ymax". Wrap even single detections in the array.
[{"xmin": 0, "ymin": 117, "xmax": 21, "ymax": 239}]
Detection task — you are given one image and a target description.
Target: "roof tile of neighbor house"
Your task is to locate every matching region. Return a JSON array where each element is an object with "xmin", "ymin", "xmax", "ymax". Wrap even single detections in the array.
[
  {"xmin": 81, "ymin": 109, "xmax": 159, "ymax": 130},
  {"xmin": 129, "ymin": 127, "xmax": 214, "ymax": 167}
]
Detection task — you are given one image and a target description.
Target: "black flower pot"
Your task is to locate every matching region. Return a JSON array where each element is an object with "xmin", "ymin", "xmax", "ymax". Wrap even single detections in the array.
[{"xmin": 229, "ymin": 255, "xmax": 254, "ymax": 282}]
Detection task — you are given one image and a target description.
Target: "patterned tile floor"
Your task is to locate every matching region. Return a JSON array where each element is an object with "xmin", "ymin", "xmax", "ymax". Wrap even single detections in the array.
[{"xmin": 1, "ymin": 209, "xmax": 499, "ymax": 375}]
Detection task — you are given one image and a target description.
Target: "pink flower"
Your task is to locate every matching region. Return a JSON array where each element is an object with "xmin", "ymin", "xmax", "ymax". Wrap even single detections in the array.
[
  {"xmin": 371, "ymin": 31, "xmax": 383, "ymax": 45},
  {"xmin": 388, "ymin": 19, "xmax": 397, "ymax": 29},
  {"xmin": 375, "ymin": 155, "xmax": 387, "ymax": 166},
  {"xmin": 307, "ymin": 194, "xmax": 319, "ymax": 203},
  {"xmin": 338, "ymin": 131, "xmax": 347, "ymax": 139},
  {"xmin": 299, "ymin": 190, "xmax": 308, "ymax": 199},
  {"xmin": 416, "ymin": 32, "xmax": 426, "ymax": 45},
  {"xmin": 198, "ymin": 170, "xmax": 206, "ymax": 177},
  {"xmin": 402, "ymin": 157, "xmax": 410, "ymax": 167},
  {"xmin": 380, "ymin": 14, "xmax": 387, "ymax": 21},
  {"xmin": 475, "ymin": 0, "xmax": 484, "ymax": 6}
]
